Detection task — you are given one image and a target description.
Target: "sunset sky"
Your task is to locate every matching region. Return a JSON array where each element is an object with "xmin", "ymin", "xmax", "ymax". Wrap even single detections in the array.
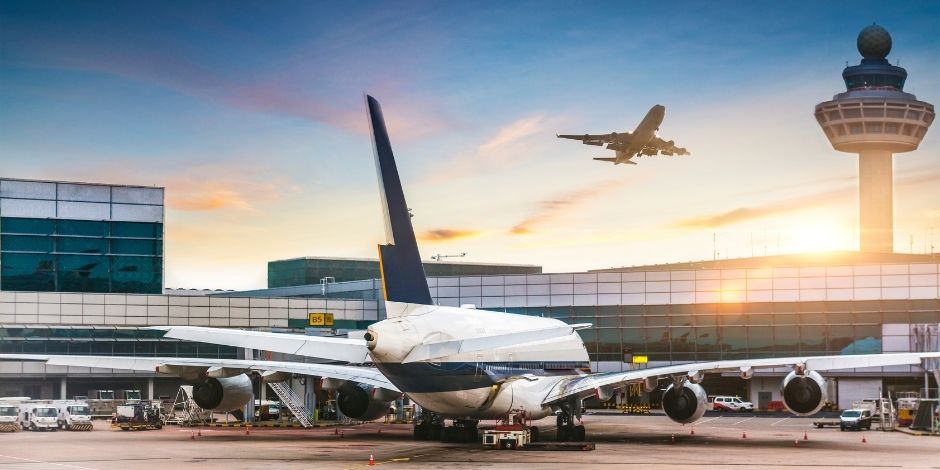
[{"xmin": 2, "ymin": 1, "xmax": 939, "ymax": 290}]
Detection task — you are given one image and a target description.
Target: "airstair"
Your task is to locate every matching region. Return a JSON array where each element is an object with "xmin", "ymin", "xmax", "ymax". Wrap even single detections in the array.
[{"xmin": 268, "ymin": 381, "xmax": 313, "ymax": 427}]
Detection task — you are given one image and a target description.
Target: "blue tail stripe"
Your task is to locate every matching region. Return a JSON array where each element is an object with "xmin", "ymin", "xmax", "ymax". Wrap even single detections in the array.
[{"xmin": 367, "ymin": 96, "xmax": 433, "ymax": 305}]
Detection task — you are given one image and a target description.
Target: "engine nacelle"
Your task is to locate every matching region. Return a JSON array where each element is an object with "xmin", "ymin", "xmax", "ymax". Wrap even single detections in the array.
[
  {"xmin": 192, "ymin": 374, "xmax": 253, "ymax": 412},
  {"xmin": 662, "ymin": 382, "xmax": 708, "ymax": 424},
  {"xmin": 336, "ymin": 382, "xmax": 398, "ymax": 422},
  {"xmin": 781, "ymin": 370, "xmax": 827, "ymax": 416}
]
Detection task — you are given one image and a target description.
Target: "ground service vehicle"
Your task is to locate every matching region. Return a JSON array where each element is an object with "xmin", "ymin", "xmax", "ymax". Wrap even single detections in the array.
[
  {"xmin": 840, "ymin": 409, "xmax": 873, "ymax": 431},
  {"xmin": 18, "ymin": 404, "xmax": 58, "ymax": 431},
  {"xmin": 112, "ymin": 402, "xmax": 162, "ymax": 431},
  {"xmin": 711, "ymin": 396, "xmax": 754, "ymax": 412},
  {"xmin": 0, "ymin": 403, "xmax": 19, "ymax": 431},
  {"xmin": 57, "ymin": 402, "xmax": 93, "ymax": 431}
]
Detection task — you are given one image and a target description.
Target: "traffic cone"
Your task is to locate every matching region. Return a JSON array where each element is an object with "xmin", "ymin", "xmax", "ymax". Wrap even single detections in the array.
[
  {"xmin": 793, "ymin": 439, "xmax": 799, "ymax": 448},
  {"xmin": 690, "ymin": 427, "xmax": 695, "ymax": 435},
  {"xmin": 368, "ymin": 454, "xmax": 375, "ymax": 466},
  {"xmin": 190, "ymin": 431, "xmax": 195, "ymax": 440},
  {"xmin": 245, "ymin": 426, "xmax": 250, "ymax": 435},
  {"xmin": 334, "ymin": 427, "xmax": 339, "ymax": 435},
  {"xmin": 671, "ymin": 433, "xmax": 676, "ymax": 444},
  {"xmin": 341, "ymin": 431, "xmax": 345, "ymax": 438},
  {"xmin": 861, "ymin": 435, "xmax": 867, "ymax": 443},
  {"xmin": 198, "ymin": 429, "xmax": 202, "ymax": 437},
  {"xmin": 803, "ymin": 431, "xmax": 808, "ymax": 441},
  {"xmin": 742, "ymin": 431, "xmax": 747, "ymax": 439}
]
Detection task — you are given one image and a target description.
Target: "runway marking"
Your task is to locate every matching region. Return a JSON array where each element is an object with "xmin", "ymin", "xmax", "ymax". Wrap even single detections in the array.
[
  {"xmin": 732, "ymin": 417, "xmax": 756, "ymax": 425},
  {"xmin": 696, "ymin": 416, "xmax": 721, "ymax": 425},
  {"xmin": 771, "ymin": 417, "xmax": 790, "ymax": 426},
  {"xmin": 0, "ymin": 454, "xmax": 100, "ymax": 470}
]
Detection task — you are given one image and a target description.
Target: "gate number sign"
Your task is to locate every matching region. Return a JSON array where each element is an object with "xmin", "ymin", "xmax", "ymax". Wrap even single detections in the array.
[{"xmin": 308, "ymin": 312, "xmax": 334, "ymax": 327}]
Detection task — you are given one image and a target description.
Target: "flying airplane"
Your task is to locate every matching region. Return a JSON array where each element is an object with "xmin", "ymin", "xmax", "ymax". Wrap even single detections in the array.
[
  {"xmin": 557, "ymin": 104, "xmax": 690, "ymax": 165},
  {"xmin": 3, "ymin": 96, "xmax": 939, "ymax": 444}
]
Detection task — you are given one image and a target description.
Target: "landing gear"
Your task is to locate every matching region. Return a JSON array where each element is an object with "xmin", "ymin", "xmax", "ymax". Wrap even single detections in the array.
[
  {"xmin": 555, "ymin": 399, "xmax": 585, "ymax": 442},
  {"xmin": 413, "ymin": 412, "xmax": 479, "ymax": 443}
]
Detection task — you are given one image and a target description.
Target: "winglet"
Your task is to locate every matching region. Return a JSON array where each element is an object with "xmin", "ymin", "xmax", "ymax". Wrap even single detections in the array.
[{"xmin": 366, "ymin": 95, "xmax": 434, "ymax": 306}]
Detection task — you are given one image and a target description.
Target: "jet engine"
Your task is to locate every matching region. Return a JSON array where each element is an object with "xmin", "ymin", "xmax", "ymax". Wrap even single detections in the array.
[
  {"xmin": 192, "ymin": 374, "xmax": 253, "ymax": 412},
  {"xmin": 336, "ymin": 382, "xmax": 399, "ymax": 421},
  {"xmin": 641, "ymin": 148, "xmax": 658, "ymax": 156},
  {"xmin": 662, "ymin": 382, "xmax": 708, "ymax": 424},
  {"xmin": 781, "ymin": 370, "xmax": 827, "ymax": 416}
]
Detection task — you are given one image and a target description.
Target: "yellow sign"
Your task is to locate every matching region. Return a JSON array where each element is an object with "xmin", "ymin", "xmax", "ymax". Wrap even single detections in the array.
[
  {"xmin": 308, "ymin": 312, "xmax": 334, "ymax": 327},
  {"xmin": 631, "ymin": 355, "xmax": 649, "ymax": 364}
]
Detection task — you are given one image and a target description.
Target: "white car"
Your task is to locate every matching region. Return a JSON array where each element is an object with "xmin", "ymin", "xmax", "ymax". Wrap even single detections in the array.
[{"xmin": 711, "ymin": 396, "xmax": 754, "ymax": 412}]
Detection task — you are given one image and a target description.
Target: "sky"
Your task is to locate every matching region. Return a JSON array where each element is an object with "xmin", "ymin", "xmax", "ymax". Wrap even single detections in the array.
[{"xmin": 1, "ymin": 1, "xmax": 939, "ymax": 290}]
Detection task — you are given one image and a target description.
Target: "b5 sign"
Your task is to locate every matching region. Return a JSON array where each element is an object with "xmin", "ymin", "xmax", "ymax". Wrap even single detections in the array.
[{"xmin": 308, "ymin": 312, "xmax": 334, "ymax": 327}]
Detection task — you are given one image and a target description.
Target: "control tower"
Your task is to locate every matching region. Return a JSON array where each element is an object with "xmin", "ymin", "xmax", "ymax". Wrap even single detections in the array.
[{"xmin": 815, "ymin": 24, "xmax": 934, "ymax": 253}]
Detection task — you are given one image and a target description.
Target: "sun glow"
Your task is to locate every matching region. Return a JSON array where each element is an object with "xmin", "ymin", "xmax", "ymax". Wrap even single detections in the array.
[{"xmin": 787, "ymin": 220, "xmax": 849, "ymax": 253}]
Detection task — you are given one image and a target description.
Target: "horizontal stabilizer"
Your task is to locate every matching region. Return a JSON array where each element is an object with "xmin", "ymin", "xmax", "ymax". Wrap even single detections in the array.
[
  {"xmin": 402, "ymin": 323, "xmax": 591, "ymax": 363},
  {"xmin": 592, "ymin": 157, "xmax": 617, "ymax": 163}
]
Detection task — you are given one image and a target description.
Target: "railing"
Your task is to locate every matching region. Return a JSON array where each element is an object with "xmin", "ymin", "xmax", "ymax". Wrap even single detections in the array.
[{"xmin": 268, "ymin": 381, "xmax": 312, "ymax": 428}]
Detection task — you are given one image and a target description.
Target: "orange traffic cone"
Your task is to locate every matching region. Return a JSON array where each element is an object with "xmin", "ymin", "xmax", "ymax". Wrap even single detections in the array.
[
  {"xmin": 245, "ymin": 426, "xmax": 250, "ymax": 435},
  {"xmin": 368, "ymin": 454, "xmax": 375, "ymax": 466},
  {"xmin": 197, "ymin": 429, "xmax": 202, "ymax": 437},
  {"xmin": 690, "ymin": 427, "xmax": 695, "ymax": 435},
  {"xmin": 742, "ymin": 431, "xmax": 747, "ymax": 439},
  {"xmin": 803, "ymin": 431, "xmax": 808, "ymax": 441},
  {"xmin": 190, "ymin": 432, "xmax": 195, "ymax": 440},
  {"xmin": 862, "ymin": 435, "xmax": 867, "ymax": 443},
  {"xmin": 334, "ymin": 427, "xmax": 339, "ymax": 435}
]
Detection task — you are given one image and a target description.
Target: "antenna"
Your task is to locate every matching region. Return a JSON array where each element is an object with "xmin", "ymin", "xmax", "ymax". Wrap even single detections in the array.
[{"xmin": 431, "ymin": 252, "xmax": 467, "ymax": 262}]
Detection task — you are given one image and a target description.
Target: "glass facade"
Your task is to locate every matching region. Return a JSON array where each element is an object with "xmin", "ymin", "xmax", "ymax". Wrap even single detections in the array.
[
  {"xmin": 498, "ymin": 300, "xmax": 940, "ymax": 363},
  {"xmin": 268, "ymin": 257, "xmax": 541, "ymax": 288},
  {"xmin": 0, "ymin": 326, "xmax": 236, "ymax": 359},
  {"xmin": 0, "ymin": 217, "xmax": 162, "ymax": 294}
]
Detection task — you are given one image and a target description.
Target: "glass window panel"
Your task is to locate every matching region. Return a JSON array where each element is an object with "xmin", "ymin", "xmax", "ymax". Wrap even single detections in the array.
[
  {"xmin": 645, "ymin": 328, "xmax": 670, "ymax": 353},
  {"xmin": 747, "ymin": 326, "xmax": 774, "ymax": 354},
  {"xmin": 111, "ymin": 256, "xmax": 162, "ymax": 294},
  {"xmin": 111, "ymin": 222, "xmax": 162, "ymax": 239},
  {"xmin": 671, "ymin": 315, "xmax": 693, "ymax": 327},
  {"xmin": 828, "ymin": 325, "xmax": 854, "ymax": 354},
  {"xmin": 547, "ymin": 307, "xmax": 570, "ymax": 319},
  {"xmin": 718, "ymin": 311, "xmax": 746, "ymax": 326},
  {"xmin": 1, "ymin": 235, "xmax": 53, "ymax": 252},
  {"xmin": 47, "ymin": 341, "xmax": 68, "ymax": 354},
  {"xmin": 853, "ymin": 325, "xmax": 882, "ymax": 354},
  {"xmin": 521, "ymin": 308, "xmax": 543, "ymax": 317},
  {"xmin": 720, "ymin": 327, "xmax": 747, "ymax": 359},
  {"xmin": 178, "ymin": 342, "xmax": 197, "ymax": 355},
  {"xmin": 596, "ymin": 316, "xmax": 619, "ymax": 327},
  {"xmin": 111, "ymin": 238, "xmax": 161, "ymax": 256},
  {"xmin": 882, "ymin": 311, "xmax": 909, "ymax": 323},
  {"xmin": 0, "ymin": 253, "xmax": 55, "ymax": 291},
  {"xmin": 622, "ymin": 328, "xmax": 645, "ymax": 351},
  {"xmin": 134, "ymin": 341, "xmax": 156, "ymax": 356},
  {"xmin": 746, "ymin": 302, "xmax": 773, "ymax": 313},
  {"xmin": 156, "ymin": 342, "xmax": 178, "ymax": 356},
  {"xmin": 57, "ymin": 237, "xmax": 108, "ymax": 254},
  {"xmin": 622, "ymin": 306, "xmax": 644, "ymax": 327},
  {"xmin": 745, "ymin": 313, "xmax": 772, "ymax": 326},
  {"xmin": 219, "ymin": 346, "xmax": 237, "ymax": 359},
  {"xmin": 577, "ymin": 329, "xmax": 597, "ymax": 354},
  {"xmin": 597, "ymin": 306, "xmax": 618, "ymax": 316},
  {"xmin": 800, "ymin": 325, "xmax": 827, "ymax": 353},
  {"xmin": 113, "ymin": 342, "xmax": 133, "ymax": 355},
  {"xmin": 70, "ymin": 329, "xmax": 93, "ymax": 338},
  {"xmin": 910, "ymin": 311, "xmax": 940, "ymax": 323},
  {"xmin": 646, "ymin": 305, "xmax": 669, "ymax": 316},
  {"xmin": 57, "ymin": 220, "xmax": 108, "ymax": 237},
  {"xmin": 853, "ymin": 311, "xmax": 880, "ymax": 324},
  {"xmin": 571, "ymin": 306, "xmax": 594, "ymax": 317},
  {"xmin": 57, "ymin": 255, "xmax": 108, "ymax": 292},
  {"xmin": 800, "ymin": 312, "xmax": 826, "ymax": 325},
  {"xmin": 671, "ymin": 327, "xmax": 694, "ymax": 353},
  {"xmin": 0, "ymin": 217, "xmax": 54, "ymax": 235},
  {"xmin": 695, "ymin": 327, "xmax": 719, "ymax": 352},
  {"xmin": 91, "ymin": 342, "xmax": 113, "ymax": 355},
  {"xmin": 113, "ymin": 329, "xmax": 134, "ymax": 339},
  {"xmin": 695, "ymin": 303, "xmax": 718, "ymax": 315},
  {"xmin": 775, "ymin": 325, "xmax": 800, "ymax": 352},
  {"xmin": 776, "ymin": 302, "xmax": 802, "ymax": 313},
  {"xmin": 596, "ymin": 329, "xmax": 620, "ymax": 353},
  {"xmin": 694, "ymin": 315, "xmax": 717, "ymax": 326},
  {"xmin": 69, "ymin": 342, "xmax": 91, "ymax": 355},
  {"xmin": 773, "ymin": 313, "xmax": 799, "ymax": 325},
  {"xmin": 827, "ymin": 312, "xmax": 852, "ymax": 324}
]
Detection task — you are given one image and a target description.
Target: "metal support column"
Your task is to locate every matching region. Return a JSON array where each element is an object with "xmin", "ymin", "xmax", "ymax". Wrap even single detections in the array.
[{"xmin": 60, "ymin": 377, "xmax": 67, "ymax": 400}]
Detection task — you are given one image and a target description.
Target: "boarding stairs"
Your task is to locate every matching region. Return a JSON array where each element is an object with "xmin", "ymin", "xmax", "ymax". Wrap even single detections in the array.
[{"xmin": 268, "ymin": 381, "xmax": 313, "ymax": 427}]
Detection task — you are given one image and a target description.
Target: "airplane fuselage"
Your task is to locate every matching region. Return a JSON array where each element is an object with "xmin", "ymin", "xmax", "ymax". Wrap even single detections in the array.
[
  {"xmin": 616, "ymin": 104, "xmax": 665, "ymax": 164},
  {"xmin": 366, "ymin": 302, "xmax": 590, "ymax": 419}
]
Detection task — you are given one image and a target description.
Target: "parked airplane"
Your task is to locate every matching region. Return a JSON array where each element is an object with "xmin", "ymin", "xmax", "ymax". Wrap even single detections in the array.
[
  {"xmin": 2, "ymin": 96, "xmax": 938, "ymax": 444},
  {"xmin": 558, "ymin": 105, "xmax": 690, "ymax": 165}
]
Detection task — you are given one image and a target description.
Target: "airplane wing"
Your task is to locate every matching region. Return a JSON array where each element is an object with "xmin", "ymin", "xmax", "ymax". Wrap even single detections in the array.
[
  {"xmin": 149, "ymin": 326, "xmax": 370, "ymax": 364},
  {"xmin": 557, "ymin": 132, "xmax": 633, "ymax": 146},
  {"xmin": 0, "ymin": 353, "xmax": 398, "ymax": 391},
  {"xmin": 645, "ymin": 136, "xmax": 690, "ymax": 156},
  {"xmin": 542, "ymin": 352, "xmax": 940, "ymax": 405}
]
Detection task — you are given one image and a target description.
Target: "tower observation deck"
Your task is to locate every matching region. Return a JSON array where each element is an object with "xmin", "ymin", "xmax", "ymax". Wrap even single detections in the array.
[{"xmin": 815, "ymin": 24, "xmax": 934, "ymax": 253}]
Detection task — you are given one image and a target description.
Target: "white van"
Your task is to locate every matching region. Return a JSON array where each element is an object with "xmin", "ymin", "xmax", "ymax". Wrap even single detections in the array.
[{"xmin": 18, "ymin": 404, "xmax": 59, "ymax": 431}]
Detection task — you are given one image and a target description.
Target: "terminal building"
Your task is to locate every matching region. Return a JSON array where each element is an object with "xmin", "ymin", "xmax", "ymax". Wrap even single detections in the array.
[{"xmin": 0, "ymin": 25, "xmax": 937, "ymax": 412}]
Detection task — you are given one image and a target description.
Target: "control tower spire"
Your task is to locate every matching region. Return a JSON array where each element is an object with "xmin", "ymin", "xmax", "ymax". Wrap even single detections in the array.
[{"xmin": 815, "ymin": 24, "xmax": 934, "ymax": 253}]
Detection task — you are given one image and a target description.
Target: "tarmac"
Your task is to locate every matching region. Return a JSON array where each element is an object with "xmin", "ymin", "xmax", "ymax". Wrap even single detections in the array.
[{"xmin": 0, "ymin": 413, "xmax": 938, "ymax": 469}]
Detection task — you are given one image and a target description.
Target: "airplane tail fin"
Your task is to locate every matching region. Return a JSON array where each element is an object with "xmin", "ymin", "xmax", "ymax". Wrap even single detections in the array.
[{"xmin": 366, "ymin": 96, "xmax": 433, "ymax": 306}]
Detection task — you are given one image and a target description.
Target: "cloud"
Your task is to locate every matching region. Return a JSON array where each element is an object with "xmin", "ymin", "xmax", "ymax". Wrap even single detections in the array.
[
  {"xmin": 510, "ymin": 179, "xmax": 629, "ymax": 235},
  {"xmin": 417, "ymin": 229, "xmax": 484, "ymax": 242},
  {"xmin": 425, "ymin": 114, "xmax": 549, "ymax": 183}
]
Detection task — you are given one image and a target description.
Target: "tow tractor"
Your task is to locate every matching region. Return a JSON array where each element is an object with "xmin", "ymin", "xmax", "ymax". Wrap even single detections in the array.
[
  {"xmin": 482, "ymin": 414, "xmax": 532, "ymax": 450},
  {"xmin": 111, "ymin": 402, "xmax": 163, "ymax": 431}
]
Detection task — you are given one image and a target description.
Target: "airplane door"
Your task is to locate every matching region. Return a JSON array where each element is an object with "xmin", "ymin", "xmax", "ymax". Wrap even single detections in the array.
[{"xmin": 474, "ymin": 354, "xmax": 484, "ymax": 382}]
